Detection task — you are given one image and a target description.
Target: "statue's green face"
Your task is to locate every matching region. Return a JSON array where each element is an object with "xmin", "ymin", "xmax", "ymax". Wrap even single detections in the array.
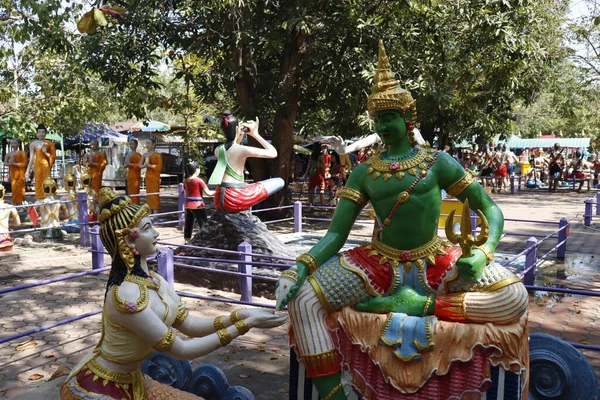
[{"xmin": 372, "ymin": 110, "xmax": 407, "ymax": 146}]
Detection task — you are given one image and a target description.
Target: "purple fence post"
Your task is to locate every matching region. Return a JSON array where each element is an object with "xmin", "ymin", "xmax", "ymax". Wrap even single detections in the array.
[
  {"xmin": 517, "ymin": 175, "xmax": 522, "ymax": 191},
  {"xmin": 584, "ymin": 199, "xmax": 592, "ymax": 227},
  {"xmin": 294, "ymin": 201, "xmax": 303, "ymax": 233},
  {"xmin": 177, "ymin": 183, "xmax": 185, "ymax": 231},
  {"xmin": 238, "ymin": 241, "xmax": 253, "ymax": 303},
  {"xmin": 524, "ymin": 236, "xmax": 538, "ymax": 285},
  {"xmin": 91, "ymin": 225, "xmax": 104, "ymax": 270},
  {"xmin": 596, "ymin": 193, "xmax": 600, "ymax": 217},
  {"xmin": 557, "ymin": 217, "xmax": 568, "ymax": 260},
  {"xmin": 156, "ymin": 247, "xmax": 175, "ymax": 289},
  {"xmin": 510, "ymin": 176, "xmax": 515, "ymax": 194},
  {"xmin": 77, "ymin": 191, "xmax": 89, "ymax": 247}
]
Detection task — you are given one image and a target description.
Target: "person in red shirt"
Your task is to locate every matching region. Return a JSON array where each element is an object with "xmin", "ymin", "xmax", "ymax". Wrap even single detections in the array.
[{"xmin": 184, "ymin": 160, "xmax": 215, "ymax": 242}]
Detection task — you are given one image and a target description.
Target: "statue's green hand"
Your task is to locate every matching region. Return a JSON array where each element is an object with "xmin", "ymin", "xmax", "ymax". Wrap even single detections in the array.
[
  {"xmin": 354, "ymin": 287, "xmax": 430, "ymax": 316},
  {"xmin": 277, "ymin": 263, "xmax": 309, "ymax": 309},
  {"xmin": 455, "ymin": 249, "xmax": 487, "ymax": 281}
]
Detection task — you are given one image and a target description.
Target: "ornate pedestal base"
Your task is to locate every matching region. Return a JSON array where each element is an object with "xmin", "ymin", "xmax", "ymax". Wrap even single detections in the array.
[{"xmin": 35, "ymin": 228, "xmax": 64, "ymax": 242}]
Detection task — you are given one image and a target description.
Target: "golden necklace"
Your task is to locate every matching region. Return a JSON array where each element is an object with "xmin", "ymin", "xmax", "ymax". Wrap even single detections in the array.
[{"xmin": 364, "ymin": 147, "xmax": 436, "ymax": 181}]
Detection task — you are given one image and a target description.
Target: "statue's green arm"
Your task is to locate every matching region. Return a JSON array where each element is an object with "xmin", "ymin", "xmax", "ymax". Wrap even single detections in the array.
[
  {"xmin": 436, "ymin": 152, "xmax": 504, "ymax": 251},
  {"xmin": 307, "ymin": 164, "xmax": 369, "ymax": 266}
]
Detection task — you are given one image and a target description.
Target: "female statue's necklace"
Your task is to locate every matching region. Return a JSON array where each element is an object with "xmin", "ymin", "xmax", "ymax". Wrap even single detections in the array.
[{"xmin": 363, "ymin": 147, "xmax": 435, "ymax": 181}]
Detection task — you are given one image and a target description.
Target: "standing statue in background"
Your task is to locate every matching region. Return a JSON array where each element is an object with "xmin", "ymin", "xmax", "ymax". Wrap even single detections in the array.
[
  {"xmin": 276, "ymin": 41, "xmax": 529, "ymax": 399},
  {"xmin": 35, "ymin": 177, "xmax": 63, "ymax": 242},
  {"xmin": 59, "ymin": 188, "xmax": 287, "ymax": 400},
  {"xmin": 81, "ymin": 168, "xmax": 98, "ymax": 222},
  {"xmin": 85, "ymin": 141, "xmax": 107, "ymax": 196},
  {"xmin": 0, "ymin": 184, "xmax": 21, "ymax": 251},
  {"xmin": 4, "ymin": 139, "xmax": 28, "ymax": 205},
  {"xmin": 124, "ymin": 138, "xmax": 142, "ymax": 204},
  {"xmin": 140, "ymin": 139, "xmax": 163, "ymax": 214},
  {"xmin": 25, "ymin": 124, "xmax": 56, "ymax": 200},
  {"xmin": 60, "ymin": 166, "xmax": 80, "ymax": 233},
  {"xmin": 208, "ymin": 111, "xmax": 284, "ymax": 212}
]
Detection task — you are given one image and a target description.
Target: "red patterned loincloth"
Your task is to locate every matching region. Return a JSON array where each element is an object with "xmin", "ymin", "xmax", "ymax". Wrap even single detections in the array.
[
  {"xmin": 341, "ymin": 243, "xmax": 461, "ymax": 295},
  {"xmin": 0, "ymin": 233, "xmax": 13, "ymax": 251},
  {"xmin": 215, "ymin": 183, "xmax": 269, "ymax": 213}
]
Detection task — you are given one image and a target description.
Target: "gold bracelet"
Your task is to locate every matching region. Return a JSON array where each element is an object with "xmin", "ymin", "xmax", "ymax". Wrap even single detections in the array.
[
  {"xmin": 234, "ymin": 320, "xmax": 250, "ymax": 335},
  {"xmin": 323, "ymin": 383, "xmax": 343, "ymax": 400},
  {"xmin": 230, "ymin": 309, "xmax": 241, "ymax": 324},
  {"xmin": 422, "ymin": 294, "xmax": 434, "ymax": 316},
  {"xmin": 296, "ymin": 253, "xmax": 318, "ymax": 274},
  {"xmin": 280, "ymin": 269, "xmax": 298, "ymax": 283},
  {"xmin": 475, "ymin": 245, "xmax": 494, "ymax": 264},
  {"xmin": 154, "ymin": 328, "xmax": 176, "ymax": 352},
  {"xmin": 213, "ymin": 315, "xmax": 226, "ymax": 331},
  {"xmin": 216, "ymin": 328, "xmax": 232, "ymax": 348},
  {"xmin": 173, "ymin": 307, "xmax": 189, "ymax": 326}
]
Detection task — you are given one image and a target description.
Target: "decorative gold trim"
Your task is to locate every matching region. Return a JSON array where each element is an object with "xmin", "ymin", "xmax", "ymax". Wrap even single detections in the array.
[
  {"xmin": 337, "ymin": 187, "xmax": 368, "ymax": 208},
  {"xmin": 297, "ymin": 253, "xmax": 318, "ymax": 274},
  {"xmin": 368, "ymin": 147, "xmax": 427, "ymax": 174},
  {"xmin": 234, "ymin": 320, "xmax": 250, "ymax": 335},
  {"xmin": 422, "ymin": 294, "xmax": 434, "ymax": 316},
  {"xmin": 230, "ymin": 309, "xmax": 241, "ymax": 324},
  {"xmin": 213, "ymin": 315, "xmax": 226, "ymax": 331},
  {"xmin": 86, "ymin": 357, "xmax": 143, "ymax": 385},
  {"xmin": 446, "ymin": 171, "xmax": 475, "ymax": 197},
  {"xmin": 173, "ymin": 306, "xmax": 189, "ymax": 326},
  {"xmin": 369, "ymin": 236, "xmax": 446, "ymax": 262},
  {"xmin": 483, "ymin": 275, "xmax": 522, "ymax": 292},
  {"xmin": 111, "ymin": 284, "xmax": 149, "ymax": 314},
  {"xmin": 323, "ymin": 383, "xmax": 344, "ymax": 400},
  {"xmin": 216, "ymin": 328, "xmax": 232, "ymax": 348},
  {"xmin": 280, "ymin": 269, "xmax": 299, "ymax": 284},
  {"xmin": 475, "ymin": 244, "xmax": 494, "ymax": 264},
  {"xmin": 154, "ymin": 328, "xmax": 176, "ymax": 352},
  {"xmin": 124, "ymin": 273, "xmax": 159, "ymax": 290},
  {"xmin": 307, "ymin": 276, "xmax": 335, "ymax": 314}
]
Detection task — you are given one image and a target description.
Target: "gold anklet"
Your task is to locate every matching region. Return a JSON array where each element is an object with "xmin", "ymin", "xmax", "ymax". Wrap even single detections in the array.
[
  {"xmin": 213, "ymin": 315, "xmax": 226, "ymax": 331},
  {"xmin": 323, "ymin": 383, "xmax": 343, "ymax": 400},
  {"xmin": 216, "ymin": 328, "xmax": 232, "ymax": 348},
  {"xmin": 230, "ymin": 309, "xmax": 241, "ymax": 324}
]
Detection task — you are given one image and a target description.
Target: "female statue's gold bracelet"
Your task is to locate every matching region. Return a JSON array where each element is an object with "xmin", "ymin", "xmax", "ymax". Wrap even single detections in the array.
[
  {"xmin": 230, "ymin": 310, "xmax": 241, "ymax": 324},
  {"xmin": 154, "ymin": 328, "xmax": 176, "ymax": 352},
  {"xmin": 216, "ymin": 328, "xmax": 232, "ymax": 348},
  {"xmin": 296, "ymin": 253, "xmax": 318, "ymax": 274},
  {"xmin": 213, "ymin": 315, "xmax": 226, "ymax": 331},
  {"xmin": 235, "ymin": 320, "xmax": 250, "ymax": 335}
]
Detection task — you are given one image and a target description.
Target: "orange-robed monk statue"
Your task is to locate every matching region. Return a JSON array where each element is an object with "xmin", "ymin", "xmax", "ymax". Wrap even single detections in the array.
[
  {"xmin": 4, "ymin": 138, "xmax": 28, "ymax": 205},
  {"xmin": 25, "ymin": 124, "xmax": 57, "ymax": 200}
]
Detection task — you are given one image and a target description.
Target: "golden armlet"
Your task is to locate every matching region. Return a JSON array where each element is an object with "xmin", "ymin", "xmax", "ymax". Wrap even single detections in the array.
[
  {"xmin": 337, "ymin": 187, "xmax": 368, "ymax": 207},
  {"xmin": 213, "ymin": 315, "xmax": 226, "ymax": 331},
  {"xmin": 234, "ymin": 320, "xmax": 250, "ymax": 335},
  {"xmin": 446, "ymin": 171, "xmax": 475, "ymax": 197},
  {"xmin": 173, "ymin": 307, "xmax": 189, "ymax": 326},
  {"xmin": 475, "ymin": 245, "xmax": 494, "ymax": 264},
  {"xmin": 230, "ymin": 310, "xmax": 241, "ymax": 324},
  {"xmin": 154, "ymin": 328, "xmax": 176, "ymax": 352},
  {"xmin": 216, "ymin": 329, "xmax": 232, "ymax": 348},
  {"xmin": 297, "ymin": 253, "xmax": 318, "ymax": 274}
]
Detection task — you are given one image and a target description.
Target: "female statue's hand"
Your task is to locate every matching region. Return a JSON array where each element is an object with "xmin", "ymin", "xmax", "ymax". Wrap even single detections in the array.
[
  {"xmin": 275, "ymin": 264, "xmax": 308, "ymax": 310},
  {"xmin": 240, "ymin": 117, "xmax": 259, "ymax": 137},
  {"xmin": 244, "ymin": 308, "xmax": 288, "ymax": 329}
]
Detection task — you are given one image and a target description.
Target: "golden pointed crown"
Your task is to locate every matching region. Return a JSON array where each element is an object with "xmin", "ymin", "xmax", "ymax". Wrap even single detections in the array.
[
  {"xmin": 64, "ymin": 165, "xmax": 75, "ymax": 184},
  {"xmin": 81, "ymin": 167, "xmax": 91, "ymax": 186},
  {"xmin": 367, "ymin": 40, "xmax": 416, "ymax": 115},
  {"xmin": 98, "ymin": 187, "xmax": 132, "ymax": 223}
]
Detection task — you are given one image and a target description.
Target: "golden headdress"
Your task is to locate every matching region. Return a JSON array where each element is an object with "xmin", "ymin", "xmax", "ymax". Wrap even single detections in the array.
[
  {"xmin": 367, "ymin": 40, "xmax": 416, "ymax": 118},
  {"xmin": 64, "ymin": 165, "xmax": 76, "ymax": 190},
  {"xmin": 98, "ymin": 187, "xmax": 149, "ymax": 271},
  {"xmin": 42, "ymin": 176, "xmax": 58, "ymax": 197},
  {"xmin": 81, "ymin": 167, "xmax": 91, "ymax": 188}
]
